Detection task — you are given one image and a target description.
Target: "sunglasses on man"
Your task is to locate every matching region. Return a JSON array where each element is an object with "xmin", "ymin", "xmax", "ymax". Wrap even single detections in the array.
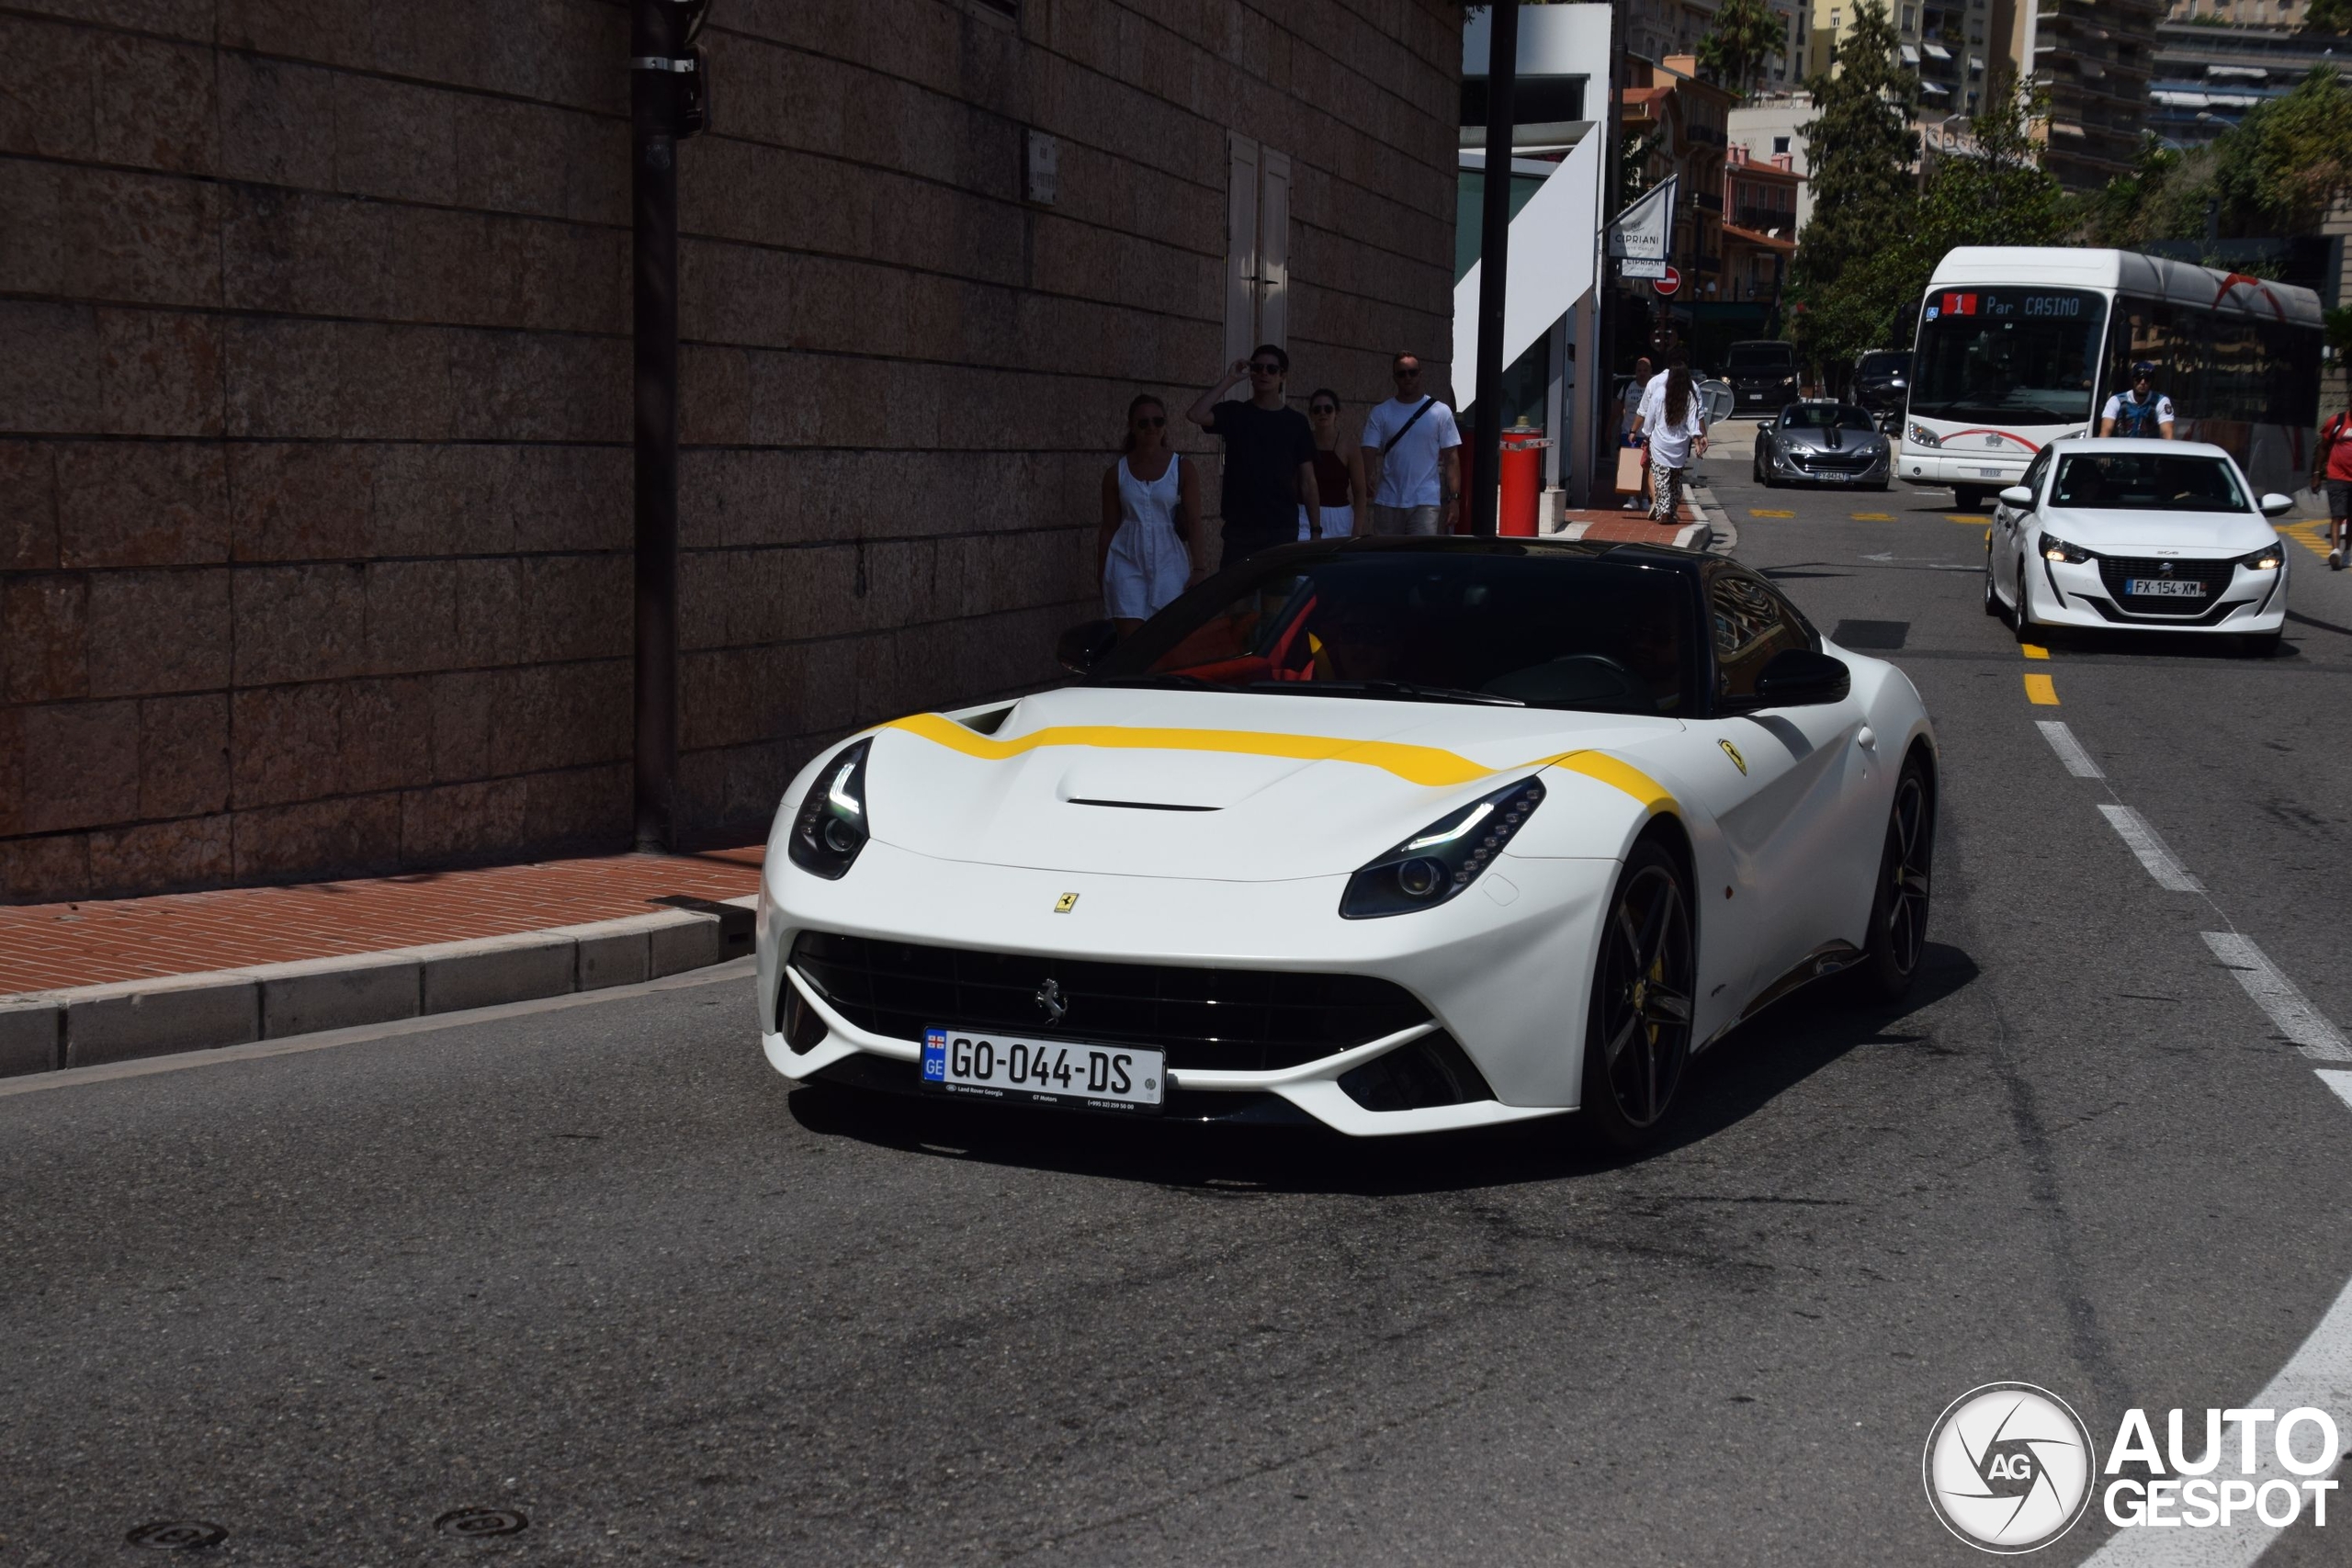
[{"xmin": 1250, "ymin": 361, "xmax": 1283, "ymax": 375}]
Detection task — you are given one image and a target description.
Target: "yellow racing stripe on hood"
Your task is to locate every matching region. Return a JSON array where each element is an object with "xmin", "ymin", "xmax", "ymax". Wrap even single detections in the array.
[{"xmin": 883, "ymin": 713, "xmax": 1678, "ymax": 812}]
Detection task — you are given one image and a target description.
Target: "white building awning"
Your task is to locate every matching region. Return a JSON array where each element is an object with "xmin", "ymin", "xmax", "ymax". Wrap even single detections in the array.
[
  {"xmin": 1923, "ymin": 41, "xmax": 1951, "ymax": 61},
  {"xmin": 1453, "ymin": 126, "xmax": 1603, "ymax": 401},
  {"xmin": 1901, "ymin": 44, "xmax": 1921, "ymax": 63}
]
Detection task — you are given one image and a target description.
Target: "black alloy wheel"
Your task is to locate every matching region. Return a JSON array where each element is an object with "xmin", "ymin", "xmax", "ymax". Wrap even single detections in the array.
[
  {"xmin": 1857, "ymin": 758, "xmax": 1934, "ymax": 998},
  {"xmin": 1982, "ymin": 542, "xmax": 2002, "ymax": 615},
  {"xmin": 1580, "ymin": 840, "xmax": 1696, "ymax": 1151}
]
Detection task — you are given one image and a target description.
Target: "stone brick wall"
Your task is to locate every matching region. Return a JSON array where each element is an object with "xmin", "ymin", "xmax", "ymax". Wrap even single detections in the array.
[{"xmin": 0, "ymin": 0, "xmax": 1460, "ymax": 901}]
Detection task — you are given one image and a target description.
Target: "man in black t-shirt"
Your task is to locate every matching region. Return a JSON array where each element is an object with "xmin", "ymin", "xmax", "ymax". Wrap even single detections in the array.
[{"xmin": 1185, "ymin": 343, "xmax": 1320, "ymax": 567}]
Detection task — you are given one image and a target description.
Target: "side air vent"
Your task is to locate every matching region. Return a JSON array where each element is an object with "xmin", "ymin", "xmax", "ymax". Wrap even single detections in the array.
[{"xmin": 1337, "ymin": 1032, "xmax": 1495, "ymax": 1111}]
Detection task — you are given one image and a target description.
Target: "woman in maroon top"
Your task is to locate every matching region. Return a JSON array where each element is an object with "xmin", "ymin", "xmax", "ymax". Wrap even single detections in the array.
[{"xmin": 1299, "ymin": 388, "xmax": 1369, "ymax": 539}]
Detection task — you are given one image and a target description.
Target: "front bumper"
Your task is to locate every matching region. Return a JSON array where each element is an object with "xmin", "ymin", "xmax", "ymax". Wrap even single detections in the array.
[
  {"xmin": 756, "ymin": 840, "xmax": 1623, "ymax": 1137},
  {"xmin": 2024, "ymin": 554, "xmax": 2287, "ymax": 633},
  {"xmin": 1769, "ymin": 445, "xmax": 1891, "ymax": 485},
  {"xmin": 1900, "ymin": 446, "xmax": 2029, "ymax": 490}
]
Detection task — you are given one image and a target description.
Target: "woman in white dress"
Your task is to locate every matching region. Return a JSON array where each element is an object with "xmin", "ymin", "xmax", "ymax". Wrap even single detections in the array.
[
  {"xmin": 1298, "ymin": 388, "xmax": 1368, "ymax": 540},
  {"xmin": 1099, "ymin": 394, "xmax": 1201, "ymax": 631}
]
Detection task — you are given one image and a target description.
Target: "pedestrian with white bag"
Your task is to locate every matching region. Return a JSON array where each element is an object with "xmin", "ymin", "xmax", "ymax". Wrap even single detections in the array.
[{"xmin": 1360, "ymin": 352, "xmax": 1463, "ymax": 536}]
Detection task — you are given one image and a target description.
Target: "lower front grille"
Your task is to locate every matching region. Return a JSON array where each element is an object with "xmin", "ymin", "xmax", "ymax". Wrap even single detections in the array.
[
  {"xmin": 2096, "ymin": 555, "xmax": 2235, "ymax": 616},
  {"xmin": 788, "ymin": 932, "xmax": 1430, "ymax": 1073}
]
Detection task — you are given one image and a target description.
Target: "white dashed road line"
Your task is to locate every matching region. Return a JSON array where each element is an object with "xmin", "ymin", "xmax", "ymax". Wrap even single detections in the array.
[
  {"xmin": 2035, "ymin": 718, "xmax": 2105, "ymax": 778},
  {"xmin": 2203, "ymin": 932, "xmax": 2352, "ymax": 1063},
  {"xmin": 2098, "ymin": 804, "xmax": 2206, "ymax": 893},
  {"xmin": 2317, "ymin": 1071, "xmax": 2352, "ymax": 1113}
]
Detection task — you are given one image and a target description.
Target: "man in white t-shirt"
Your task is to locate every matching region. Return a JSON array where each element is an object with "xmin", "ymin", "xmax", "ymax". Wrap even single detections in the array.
[
  {"xmin": 2098, "ymin": 362, "xmax": 2175, "ymax": 438},
  {"xmin": 1359, "ymin": 352, "xmax": 1463, "ymax": 536}
]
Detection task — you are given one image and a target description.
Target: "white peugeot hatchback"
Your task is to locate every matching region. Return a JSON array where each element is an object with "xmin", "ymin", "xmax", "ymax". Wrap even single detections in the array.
[{"xmin": 1984, "ymin": 438, "xmax": 2293, "ymax": 655}]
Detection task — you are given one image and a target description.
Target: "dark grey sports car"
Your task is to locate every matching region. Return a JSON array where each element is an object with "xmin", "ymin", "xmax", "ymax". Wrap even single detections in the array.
[{"xmin": 1753, "ymin": 401, "xmax": 1893, "ymax": 491}]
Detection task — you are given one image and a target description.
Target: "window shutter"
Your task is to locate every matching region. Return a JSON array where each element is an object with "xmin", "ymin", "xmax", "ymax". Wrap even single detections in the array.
[
  {"xmin": 1224, "ymin": 134, "xmax": 1261, "ymax": 365},
  {"xmin": 1257, "ymin": 149, "xmax": 1291, "ymax": 356}
]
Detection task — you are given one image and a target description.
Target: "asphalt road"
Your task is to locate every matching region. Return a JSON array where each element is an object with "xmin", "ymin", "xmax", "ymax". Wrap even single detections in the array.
[{"xmin": 6, "ymin": 452, "xmax": 2352, "ymax": 1566}]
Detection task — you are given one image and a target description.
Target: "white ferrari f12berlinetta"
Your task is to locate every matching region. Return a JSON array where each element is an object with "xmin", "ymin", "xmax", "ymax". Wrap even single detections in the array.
[{"xmin": 757, "ymin": 536, "xmax": 1935, "ymax": 1147}]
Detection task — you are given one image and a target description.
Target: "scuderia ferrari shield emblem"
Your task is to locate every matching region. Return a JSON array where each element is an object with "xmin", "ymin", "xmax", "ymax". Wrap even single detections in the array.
[
  {"xmin": 1054, "ymin": 892, "xmax": 1079, "ymax": 914},
  {"xmin": 1719, "ymin": 739, "xmax": 1747, "ymax": 775}
]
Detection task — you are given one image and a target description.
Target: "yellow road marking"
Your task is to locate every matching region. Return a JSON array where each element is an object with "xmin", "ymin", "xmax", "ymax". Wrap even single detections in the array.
[
  {"xmin": 2282, "ymin": 519, "xmax": 2333, "ymax": 559},
  {"xmin": 1945, "ymin": 514, "xmax": 1985, "ymax": 525},
  {"xmin": 2024, "ymin": 673, "xmax": 2059, "ymax": 705},
  {"xmin": 882, "ymin": 712, "xmax": 1679, "ymax": 813},
  {"xmin": 1850, "ymin": 512, "xmax": 1895, "ymax": 521},
  {"xmin": 1749, "ymin": 508, "xmax": 1795, "ymax": 518},
  {"xmin": 2021, "ymin": 643, "xmax": 2050, "ymax": 660}
]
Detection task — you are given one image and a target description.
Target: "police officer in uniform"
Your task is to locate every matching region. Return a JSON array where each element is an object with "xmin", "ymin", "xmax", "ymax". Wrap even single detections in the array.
[{"xmin": 2098, "ymin": 361, "xmax": 2176, "ymax": 439}]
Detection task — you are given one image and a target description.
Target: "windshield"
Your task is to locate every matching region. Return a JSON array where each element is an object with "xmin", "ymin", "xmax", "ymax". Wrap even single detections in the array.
[
  {"xmin": 1727, "ymin": 344, "xmax": 1793, "ymax": 369},
  {"xmin": 1091, "ymin": 547, "xmax": 1695, "ymax": 715},
  {"xmin": 2051, "ymin": 453, "xmax": 2252, "ymax": 513},
  {"xmin": 1782, "ymin": 404, "xmax": 1876, "ymax": 433},
  {"xmin": 1911, "ymin": 288, "xmax": 2106, "ymax": 426},
  {"xmin": 1858, "ymin": 352, "xmax": 1909, "ymax": 378}
]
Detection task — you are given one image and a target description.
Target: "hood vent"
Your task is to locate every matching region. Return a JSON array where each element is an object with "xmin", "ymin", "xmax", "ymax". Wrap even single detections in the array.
[{"xmin": 1067, "ymin": 797, "xmax": 1219, "ymax": 812}]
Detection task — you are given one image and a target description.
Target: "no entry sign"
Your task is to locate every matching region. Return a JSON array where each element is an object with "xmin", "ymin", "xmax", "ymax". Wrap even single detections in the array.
[{"xmin": 1654, "ymin": 265, "xmax": 1681, "ymax": 297}]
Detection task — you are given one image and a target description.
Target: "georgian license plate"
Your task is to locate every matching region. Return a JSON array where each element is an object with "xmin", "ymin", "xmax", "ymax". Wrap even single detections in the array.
[
  {"xmin": 922, "ymin": 1026, "xmax": 1165, "ymax": 1113},
  {"xmin": 2125, "ymin": 578, "xmax": 2205, "ymax": 598}
]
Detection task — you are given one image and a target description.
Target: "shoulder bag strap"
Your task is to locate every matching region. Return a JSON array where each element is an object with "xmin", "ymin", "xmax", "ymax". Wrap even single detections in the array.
[{"xmin": 1380, "ymin": 397, "xmax": 1437, "ymax": 456}]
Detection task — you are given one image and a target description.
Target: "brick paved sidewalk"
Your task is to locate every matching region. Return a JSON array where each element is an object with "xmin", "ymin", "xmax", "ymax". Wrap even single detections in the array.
[
  {"xmin": 0, "ymin": 849, "xmax": 764, "ymax": 997},
  {"xmin": 1551, "ymin": 492, "xmax": 1709, "ymax": 547}
]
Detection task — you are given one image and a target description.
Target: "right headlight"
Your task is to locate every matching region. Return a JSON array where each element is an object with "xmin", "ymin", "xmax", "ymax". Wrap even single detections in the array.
[
  {"xmin": 2240, "ymin": 542, "xmax": 2283, "ymax": 570},
  {"xmin": 2041, "ymin": 535, "xmax": 2092, "ymax": 564},
  {"xmin": 1340, "ymin": 776, "xmax": 1545, "ymax": 919},
  {"xmin": 787, "ymin": 739, "xmax": 872, "ymax": 879},
  {"xmin": 1908, "ymin": 423, "xmax": 1942, "ymax": 448}
]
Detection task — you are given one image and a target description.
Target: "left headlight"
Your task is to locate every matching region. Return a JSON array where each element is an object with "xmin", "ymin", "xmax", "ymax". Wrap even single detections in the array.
[
  {"xmin": 2041, "ymin": 535, "xmax": 2092, "ymax": 564},
  {"xmin": 1908, "ymin": 423, "xmax": 1942, "ymax": 448},
  {"xmin": 2240, "ymin": 541, "xmax": 2284, "ymax": 570},
  {"xmin": 787, "ymin": 739, "xmax": 872, "ymax": 879},
  {"xmin": 1340, "ymin": 776, "xmax": 1545, "ymax": 919}
]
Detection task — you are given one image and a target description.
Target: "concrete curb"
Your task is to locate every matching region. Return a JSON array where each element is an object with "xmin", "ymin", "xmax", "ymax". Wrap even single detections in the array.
[
  {"xmin": 0, "ymin": 894, "xmax": 758, "ymax": 1078},
  {"xmin": 1687, "ymin": 482, "xmax": 1736, "ymax": 555}
]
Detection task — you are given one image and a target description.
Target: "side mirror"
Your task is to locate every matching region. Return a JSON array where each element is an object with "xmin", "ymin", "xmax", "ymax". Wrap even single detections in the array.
[
  {"xmin": 2260, "ymin": 492, "xmax": 2293, "ymax": 517},
  {"xmin": 1999, "ymin": 485, "xmax": 2036, "ymax": 508},
  {"xmin": 1055, "ymin": 618, "xmax": 1119, "ymax": 675},
  {"xmin": 1749, "ymin": 648, "xmax": 1851, "ymax": 708}
]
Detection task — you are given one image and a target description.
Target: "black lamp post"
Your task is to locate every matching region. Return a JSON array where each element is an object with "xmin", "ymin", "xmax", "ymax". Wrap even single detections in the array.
[
  {"xmin": 1467, "ymin": 0, "xmax": 1518, "ymax": 537},
  {"xmin": 630, "ymin": 0, "xmax": 709, "ymax": 852}
]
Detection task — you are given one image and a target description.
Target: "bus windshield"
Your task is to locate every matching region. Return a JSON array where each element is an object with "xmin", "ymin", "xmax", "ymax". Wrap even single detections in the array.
[{"xmin": 1910, "ymin": 287, "xmax": 2107, "ymax": 427}]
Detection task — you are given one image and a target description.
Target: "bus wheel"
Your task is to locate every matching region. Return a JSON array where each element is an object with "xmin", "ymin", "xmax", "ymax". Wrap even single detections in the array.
[{"xmin": 1951, "ymin": 485, "xmax": 1986, "ymax": 511}]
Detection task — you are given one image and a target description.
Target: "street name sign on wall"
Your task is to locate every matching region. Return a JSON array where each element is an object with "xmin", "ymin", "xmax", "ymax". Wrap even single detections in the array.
[{"xmin": 1608, "ymin": 176, "xmax": 1676, "ymax": 281}]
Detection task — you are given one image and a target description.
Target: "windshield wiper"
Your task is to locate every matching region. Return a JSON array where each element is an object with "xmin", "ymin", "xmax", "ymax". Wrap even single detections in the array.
[{"xmin": 1243, "ymin": 679, "xmax": 1524, "ymax": 707}]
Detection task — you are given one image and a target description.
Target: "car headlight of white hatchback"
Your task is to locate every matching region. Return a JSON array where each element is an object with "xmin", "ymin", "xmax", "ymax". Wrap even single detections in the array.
[
  {"xmin": 2240, "ymin": 542, "xmax": 2284, "ymax": 570},
  {"xmin": 2041, "ymin": 535, "xmax": 2092, "ymax": 564},
  {"xmin": 788, "ymin": 739, "xmax": 872, "ymax": 879},
  {"xmin": 1340, "ymin": 776, "xmax": 1545, "ymax": 919}
]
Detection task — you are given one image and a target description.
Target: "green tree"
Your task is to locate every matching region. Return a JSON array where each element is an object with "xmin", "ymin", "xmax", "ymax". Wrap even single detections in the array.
[
  {"xmin": 2305, "ymin": 0, "xmax": 2352, "ymax": 35},
  {"xmin": 1788, "ymin": 0, "xmax": 1920, "ymax": 373},
  {"xmin": 2080, "ymin": 65, "xmax": 2352, "ymax": 250},
  {"xmin": 1697, "ymin": 0, "xmax": 1787, "ymax": 98}
]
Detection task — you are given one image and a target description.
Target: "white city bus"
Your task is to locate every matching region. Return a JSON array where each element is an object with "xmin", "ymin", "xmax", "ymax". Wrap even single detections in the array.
[{"xmin": 1896, "ymin": 247, "xmax": 2324, "ymax": 509}]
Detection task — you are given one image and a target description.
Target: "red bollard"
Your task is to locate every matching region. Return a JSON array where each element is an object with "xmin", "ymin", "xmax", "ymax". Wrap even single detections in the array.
[{"xmin": 1498, "ymin": 426, "xmax": 1546, "ymax": 536}]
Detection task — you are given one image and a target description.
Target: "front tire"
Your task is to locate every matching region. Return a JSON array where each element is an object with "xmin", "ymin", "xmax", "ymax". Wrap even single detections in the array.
[
  {"xmin": 1580, "ymin": 839, "xmax": 1696, "ymax": 1152},
  {"xmin": 1856, "ymin": 758, "xmax": 1934, "ymax": 999},
  {"xmin": 2242, "ymin": 631, "xmax": 2283, "ymax": 658},
  {"xmin": 1982, "ymin": 546, "xmax": 2002, "ymax": 616},
  {"xmin": 2012, "ymin": 559, "xmax": 2038, "ymax": 641}
]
